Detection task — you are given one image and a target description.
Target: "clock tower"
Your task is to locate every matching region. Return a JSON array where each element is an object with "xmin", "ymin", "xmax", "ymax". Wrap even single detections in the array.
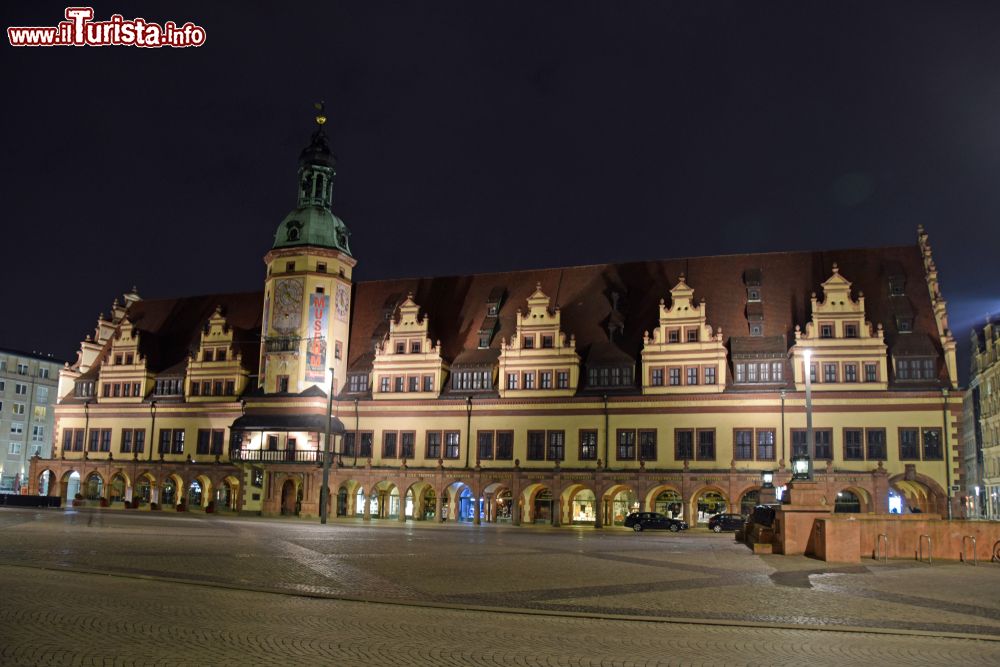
[{"xmin": 260, "ymin": 106, "xmax": 356, "ymax": 395}]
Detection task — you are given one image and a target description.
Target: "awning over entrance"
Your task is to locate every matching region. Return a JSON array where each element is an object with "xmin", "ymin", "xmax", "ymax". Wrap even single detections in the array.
[{"xmin": 230, "ymin": 413, "xmax": 345, "ymax": 433}]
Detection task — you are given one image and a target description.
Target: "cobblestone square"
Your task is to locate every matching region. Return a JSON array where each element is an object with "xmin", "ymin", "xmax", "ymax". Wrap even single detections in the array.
[{"xmin": 1, "ymin": 507, "xmax": 999, "ymax": 665}]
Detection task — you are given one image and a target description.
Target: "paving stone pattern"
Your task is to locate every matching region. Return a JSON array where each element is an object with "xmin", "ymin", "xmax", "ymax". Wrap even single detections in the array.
[{"xmin": 1, "ymin": 508, "xmax": 1000, "ymax": 665}]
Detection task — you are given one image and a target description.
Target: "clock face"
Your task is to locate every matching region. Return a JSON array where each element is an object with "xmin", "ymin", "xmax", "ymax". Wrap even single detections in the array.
[
  {"xmin": 335, "ymin": 283, "xmax": 350, "ymax": 322},
  {"xmin": 272, "ymin": 278, "xmax": 304, "ymax": 334}
]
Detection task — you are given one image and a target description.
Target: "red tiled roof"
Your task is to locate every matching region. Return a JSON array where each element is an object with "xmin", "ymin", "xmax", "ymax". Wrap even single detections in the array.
[
  {"xmin": 124, "ymin": 291, "xmax": 263, "ymax": 374},
  {"xmin": 347, "ymin": 245, "xmax": 941, "ymax": 382}
]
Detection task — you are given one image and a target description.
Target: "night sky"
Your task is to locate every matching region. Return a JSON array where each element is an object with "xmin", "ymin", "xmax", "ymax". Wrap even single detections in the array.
[{"xmin": 4, "ymin": 1, "xmax": 1000, "ymax": 381}]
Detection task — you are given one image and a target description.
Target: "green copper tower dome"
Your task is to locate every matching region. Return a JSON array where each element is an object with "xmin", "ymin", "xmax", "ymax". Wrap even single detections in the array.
[{"xmin": 272, "ymin": 106, "xmax": 352, "ymax": 255}]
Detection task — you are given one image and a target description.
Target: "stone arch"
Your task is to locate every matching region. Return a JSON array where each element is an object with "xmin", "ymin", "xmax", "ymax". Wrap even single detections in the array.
[
  {"xmin": 83, "ymin": 471, "xmax": 105, "ymax": 501},
  {"xmin": 37, "ymin": 469, "xmax": 57, "ymax": 497},
  {"xmin": 645, "ymin": 483, "xmax": 684, "ymax": 518},
  {"xmin": 889, "ymin": 472, "xmax": 948, "ymax": 516},
  {"xmin": 217, "ymin": 474, "xmax": 240, "ymax": 511},
  {"xmin": 272, "ymin": 475, "xmax": 301, "ymax": 516},
  {"xmin": 690, "ymin": 485, "xmax": 729, "ymax": 525},
  {"xmin": 400, "ymin": 479, "xmax": 437, "ymax": 521},
  {"xmin": 442, "ymin": 480, "xmax": 476, "ymax": 522},
  {"xmin": 108, "ymin": 471, "xmax": 129, "ymax": 503},
  {"xmin": 737, "ymin": 486, "xmax": 762, "ymax": 516},
  {"xmin": 60, "ymin": 469, "xmax": 81, "ymax": 502},
  {"xmin": 162, "ymin": 473, "xmax": 184, "ymax": 506},
  {"xmin": 560, "ymin": 482, "xmax": 597, "ymax": 525},
  {"xmin": 833, "ymin": 486, "xmax": 871, "ymax": 513},
  {"xmin": 601, "ymin": 483, "xmax": 639, "ymax": 526},
  {"xmin": 336, "ymin": 478, "xmax": 363, "ymax": 517},
  {"xmin": 481, "ymin": 481, "xmax": 513, "ymax": 523},
  {"xmin": 134, "ymin": 471, "xmax": 156, "ymax": 505},
  {"xmin": 188, "ymin": 474, "xmax": 213, "ymax": 509},
  {"xmin": 520, "ymin": 483, "xmax": 556, "ymax": 525},
  {"xmin": 371, "ymin": 479, "xmax": 401, "ymax": 519}
]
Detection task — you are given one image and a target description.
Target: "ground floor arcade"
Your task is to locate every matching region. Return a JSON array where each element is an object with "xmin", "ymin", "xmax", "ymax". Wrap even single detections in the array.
[{"xmin": 28, "ymin": 457, "xmax": 950, "ymax": 525}]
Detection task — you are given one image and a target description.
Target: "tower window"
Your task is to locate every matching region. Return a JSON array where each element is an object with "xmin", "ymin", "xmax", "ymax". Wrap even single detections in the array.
[
  {"xmin": 315, "ymin": 287, "xmax": 324, "ymax": 294},
  {"xmin": 316, "ymin": 262, "xmax": 327, "ymax": 273},
  {"xmin": 285, "ymin": 261, "xmax": 295, "ymax": 273},
  {"xmin": 287, "ymin": 228, "xmax": 300, "ymax": 242}
]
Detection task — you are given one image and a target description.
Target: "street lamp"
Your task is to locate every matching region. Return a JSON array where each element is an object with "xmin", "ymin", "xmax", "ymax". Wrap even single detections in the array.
[
  {"xmin": 761, "ymin": 470, "xmax": 774, "ymax": 488},
  {"xmin": 148, "ymin": 400, "xmax": 157, "ymax": 462},
  {"xmin": 799, "ymin": 348, "xmax": 814, "ymax": 481},
  {"xmin": 320, "ymin": 368, "xmax": 334, "ymax": 524},
  {"xmin": 465, "ymin": 395, "xmax": 473, "ymax": 468},
  {"xmin": 942, "ymin": 387, "xmax": 953, "ymax": 520}
]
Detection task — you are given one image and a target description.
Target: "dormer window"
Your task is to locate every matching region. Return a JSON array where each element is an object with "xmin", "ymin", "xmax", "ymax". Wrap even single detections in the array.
[
  {"xmin": 820, "ymin": 324, "xmax": 833, "ymax": 338},
  {"xmin": 523, "ymin": 336, "xmax": 534, "ymax": 349},
  {"xmin": 395, "ymin": 341, "xmax": 405, "ymax": 354},
  {"xmin": 216, "ymin": 349, "xmax": 226, "ymax": 362},
  {"xmin": 750, "ymin": 325, "xmax": 762, "ymax": 337},
  {"xmin": 488, "ymin": 304, "xmax": 498, "ymax": 317},
  {"xmin": 347, "ymin": 373, "xmax": 368, "ymax": 394},
  {"xmin": 668, "ymin": 329, "xmax": 679, "ymax": 343},
  {"xmin": 845, "ymin": 323, "xmax": 858, "ymax": 338},
  {"xmin": 748, "ymin": 289, "xmax": 760, "ymax": 302},
  {"xmin": 897, "ymin": 317, "xmax": 913, "ymax": 333},
  {"xmin": 114, "ymin": 354, "xmax": 122, "ymax": 365},
  {"xmin": 889, "ymin": 277, "xmax": 905, "ymax": 296},
  {"xmin": 203, "ymin": 350, "xmax": 214, "ymax": 362},
  {"xmin": 541, "ymin": 335, "xmax": 554, "ymax": 349},
  {"xmin": 686, "ymin": 329, "xmax": 698, "ymax": 342},
  {"xmin": 410, "ymin": 341, "xmax": 421, "ymax": 354},
  {"xmin": 478, "ymin": 333, "xmax": 489, "ymax": 349},
  {"xmin": 287, "ymin": 228, "xmax": 300, "ymax": 242}
]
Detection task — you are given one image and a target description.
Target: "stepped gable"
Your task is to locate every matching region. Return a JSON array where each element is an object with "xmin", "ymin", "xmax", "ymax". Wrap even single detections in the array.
[
  {"xmin": 121, "ymin": 290, "xmax": 263, "ymax": 374},
  {"xmin": 347, "ymin": 244, "xmax": 938, "ymax": 369}
]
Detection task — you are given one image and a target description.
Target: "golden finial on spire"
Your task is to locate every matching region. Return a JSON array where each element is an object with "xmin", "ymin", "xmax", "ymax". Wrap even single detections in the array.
[{"xmin": 314, "ymin": 101, "xmax": 327, "ymax": 126}]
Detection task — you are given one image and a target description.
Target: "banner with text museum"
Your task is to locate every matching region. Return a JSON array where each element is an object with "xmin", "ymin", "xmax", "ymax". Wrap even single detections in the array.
[{"xmin": 306, "ymin": 293, "xmax": 330, "ymax": 382}]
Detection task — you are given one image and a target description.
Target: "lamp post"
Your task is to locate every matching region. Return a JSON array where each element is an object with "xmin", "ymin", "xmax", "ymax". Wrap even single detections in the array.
[
  {"xmin": 797, "ymin": 349, "xmax": 815, "ymax": 481},
  {"xmin": 942, "ymin": 387, "xmax": 953, "ymax": 520},
  {"xmin": 353, "ymin": 397, "xmax": 359, "ymax": 467},
  {"xmin": 83, "ymin": 399, "xmax": 91, "ymax": 460},
  {"xmin": 320, "ymin": 369, "xmax": 335, "ymax": 524},
  {"xmin": 465, "ymin": 395, "xmax": 473, "ymax": 468},
  {"xmin": 148, "ymin": 401, "xmax": 157, "ymax": 462}
]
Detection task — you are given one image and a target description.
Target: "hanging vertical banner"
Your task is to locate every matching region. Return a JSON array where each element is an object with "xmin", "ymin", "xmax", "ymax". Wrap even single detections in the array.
[{"xmin": 306, "ymin": 293, "xmax": 330, "ymax": 382}]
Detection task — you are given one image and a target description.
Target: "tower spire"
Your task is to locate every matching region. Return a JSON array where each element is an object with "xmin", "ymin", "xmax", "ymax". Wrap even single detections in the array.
[{"xmin": 270, "ymin": 103, "xmax": 351, "ymax": 254}]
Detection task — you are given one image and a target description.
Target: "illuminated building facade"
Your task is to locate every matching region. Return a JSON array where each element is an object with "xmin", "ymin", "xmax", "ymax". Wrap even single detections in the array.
[
  {"xmin": 0, "ymin": 348, "xmax": 63, "ymax": 494},
  {"xmin": 30, "ymin": 118, "xmax": 964, "ymax": 525},
  {"xmin": 969, "ymin": 318, "xmax": 1000, "ymax": 519}
]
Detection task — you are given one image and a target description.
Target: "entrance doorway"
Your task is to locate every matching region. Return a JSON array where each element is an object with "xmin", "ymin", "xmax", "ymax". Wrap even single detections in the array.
[
  {"xmin": 533, "ymin": 489, "xmax": 553, "ymax": 524},
  {"xmin": 280, "ymin": 479, "xmax": 298, "ymax": 515}
]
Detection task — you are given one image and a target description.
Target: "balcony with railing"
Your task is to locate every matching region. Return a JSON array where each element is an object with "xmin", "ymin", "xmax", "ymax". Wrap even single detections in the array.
[{"xmin": 229, "ymin": 447, "xmax": 334, "ymax": 465}]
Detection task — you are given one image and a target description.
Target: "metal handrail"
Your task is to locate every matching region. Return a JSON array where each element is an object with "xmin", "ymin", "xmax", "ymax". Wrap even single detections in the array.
[
  {"xmin": 918, "ymin": 534, "xmax": 932, "ymax": 564},
  {"xmin": 962, "ymin": 536, "xmax": 978, "ymax": 566},
  {"xmin": 875, "ymin": 533, "xmax": 888, "ymax": 564}
]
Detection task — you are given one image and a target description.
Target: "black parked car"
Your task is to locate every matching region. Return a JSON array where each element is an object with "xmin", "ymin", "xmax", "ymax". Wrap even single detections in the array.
[
  {"xmin": 707, "ymin": 513, "xmax": 746, "ymax": 533},
  {"xmin": 624, "ymin": 512, "xmax": 688, "ymax": 532}
]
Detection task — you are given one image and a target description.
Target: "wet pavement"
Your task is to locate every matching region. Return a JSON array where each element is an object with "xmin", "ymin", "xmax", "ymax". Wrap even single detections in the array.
[{"xmin": 1, "ymin": 507, "xmax": 999, "ymax": 665}]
